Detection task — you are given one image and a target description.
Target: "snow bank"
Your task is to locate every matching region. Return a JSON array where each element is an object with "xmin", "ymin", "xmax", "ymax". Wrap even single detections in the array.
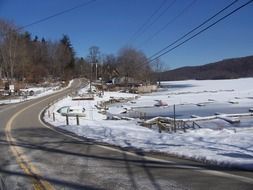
[{"xmin": 0, "ymin": 80, "xmax": 72, "ymax": 105}]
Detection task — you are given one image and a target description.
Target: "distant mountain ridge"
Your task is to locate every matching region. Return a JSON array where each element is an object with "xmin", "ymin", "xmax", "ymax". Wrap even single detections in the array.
[{"xmin": 160, "ymin": 55, "xmax": 253, "ymax": 81}]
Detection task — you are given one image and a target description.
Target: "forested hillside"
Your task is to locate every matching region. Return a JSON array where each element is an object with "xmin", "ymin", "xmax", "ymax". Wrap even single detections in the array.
[{"xmin": 159, "ymin": 55, "xmax": 253, "ymax": 81}]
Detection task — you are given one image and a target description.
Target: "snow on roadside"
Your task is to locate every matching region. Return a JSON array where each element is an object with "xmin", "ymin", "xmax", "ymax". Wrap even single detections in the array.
[
  {"xmin": 44, "ymin": 78, "xmax": 253, "ymax": 170},
  {"xmin": 0, "ymin": 80, "xmax": 73, "ymax": 105},
  {"xmin": 0, "ymin": 87, "xmax": 57, "ymax": 105}
]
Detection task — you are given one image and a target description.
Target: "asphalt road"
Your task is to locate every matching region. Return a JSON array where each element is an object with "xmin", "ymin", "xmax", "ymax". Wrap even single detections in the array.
[{"xmin": 0, "ymin": 79, "xmax": 253, "ymax": 190}]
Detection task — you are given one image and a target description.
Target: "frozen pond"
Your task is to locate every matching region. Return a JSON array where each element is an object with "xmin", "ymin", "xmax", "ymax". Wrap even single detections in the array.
[
  {"xmin": 109, "ymin": 78, "xmax": 253, "ymax": 120},
  {"xmin": 126, "ymin": 103, "xmax": 251, "ymax": 119},
  {"xmin": 108, "ymin": 100, "xmax": 253, "ymax": 120}
]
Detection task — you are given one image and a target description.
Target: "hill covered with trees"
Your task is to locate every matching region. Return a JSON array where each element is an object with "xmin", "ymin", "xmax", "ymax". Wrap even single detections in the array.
[{"xmin": 159, "ymin": 55, "xmax": 253, "ymax": 81}]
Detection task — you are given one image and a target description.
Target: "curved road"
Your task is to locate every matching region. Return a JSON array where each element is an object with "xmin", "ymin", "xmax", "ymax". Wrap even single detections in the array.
[{"xmin": 0, "ymin": 79, "xmax": 253, "ymax": 190}]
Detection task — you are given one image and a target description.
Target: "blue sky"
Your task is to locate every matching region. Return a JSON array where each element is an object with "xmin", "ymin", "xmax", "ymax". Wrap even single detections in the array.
[{"xmin": 0, "ymin": 0, "xmax": 253, "ymax": 69}]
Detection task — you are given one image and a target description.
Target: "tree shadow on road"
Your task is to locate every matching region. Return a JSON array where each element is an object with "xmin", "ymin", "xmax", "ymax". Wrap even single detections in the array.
[{"xmin": 0, "ymin": 127, "xmax": 251, "ymax": 190}]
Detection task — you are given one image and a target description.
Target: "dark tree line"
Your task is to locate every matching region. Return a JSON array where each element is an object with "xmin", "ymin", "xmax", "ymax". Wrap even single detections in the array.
[
  {"xmin": 158, "ymin": 55, "xmax": 253, "ymax": 81},
  {"xmin": 0, "ymin": 19, "xmax": 156, "ymax": 85},
  {"xmin": 0, "ymin": 19, "xmax": 77, "ymax": 83}
]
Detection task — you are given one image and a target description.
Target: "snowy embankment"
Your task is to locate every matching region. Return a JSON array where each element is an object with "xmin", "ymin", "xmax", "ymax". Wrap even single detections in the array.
[
  {"xmin": 0, "ymin": 80, "xmax": 73, "ymax": 105},
  {"xmin": 44, "ymin": 78, "xmax": 253, "ymax": 170}
]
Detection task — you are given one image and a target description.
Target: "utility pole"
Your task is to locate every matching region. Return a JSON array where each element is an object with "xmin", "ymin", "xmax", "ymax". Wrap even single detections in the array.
[
  {"xmin": 156, "ymin": 59, "xmax": 161, "ymax": 87},
  {"xmin": 95, "ymin": 63, "xmax": 97, "ymax": 81},
  {"xmin": 90, "ymin": 60, "xmax": 92, "ymax": 93},
  {"xmin": 88, "ymin": 46, "xmax": 100, "ymax": 91}
]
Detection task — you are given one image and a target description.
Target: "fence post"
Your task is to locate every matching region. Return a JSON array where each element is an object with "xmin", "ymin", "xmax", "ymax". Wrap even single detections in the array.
[
  {"xmin": 76, "ymin": 115, "xmax": 79, "ymax": 125},
  {"xmin": 157, "ymin": 119, "xmax": 161, "ymax": 133},
  {"xmin": 53, "ymin": 112, "xmax": 55, "ymax": 122},
  {"xmin": 66, "ymin": 115, "xmax": 69, "ymax": 125},
  {"xmin": 173, "ymin": 104, "xmax": 176, "ymax": 132},
  {"xmin": 0, "ymin": 176, "xmax": 7, "ymax": 190}
]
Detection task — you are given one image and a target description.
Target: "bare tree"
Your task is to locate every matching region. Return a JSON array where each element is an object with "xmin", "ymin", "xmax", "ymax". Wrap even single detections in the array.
[
  {"xmin": 74, "ymin": 57, "xmax": 89, "ymax": 78},
  {"xmin": 0, "ymin": 19, "xmax": 19, "ymax": 82},
  {"xmin": 117, "ymin": 47, "xmax": 150, "ymax": 83},
  {"xmin": 87, "ymin": 46, "xmax": 100, "ymax": 81},
  {"xmin": 102, "ymin": 54, "xmax": 118, "ymax": 81}
]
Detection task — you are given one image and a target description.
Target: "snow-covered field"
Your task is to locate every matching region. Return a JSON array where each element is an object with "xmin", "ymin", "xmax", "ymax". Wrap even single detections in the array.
[{"xmin": 44, "ymin": 78, "xmax": 253, "ymax": 170}]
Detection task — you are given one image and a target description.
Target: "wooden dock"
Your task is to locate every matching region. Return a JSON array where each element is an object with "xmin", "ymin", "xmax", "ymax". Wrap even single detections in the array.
[{"xmin": 140, "ymin": 117, "xmax": 201, "ymax": 133}]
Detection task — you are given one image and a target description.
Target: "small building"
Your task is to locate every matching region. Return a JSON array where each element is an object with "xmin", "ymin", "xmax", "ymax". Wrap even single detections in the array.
[
  {"xmin": 112, "ymin": 76, "xmax": 135, "ymax": 85},
  {"xmin": 134, "ymin": 84, "xmax": 157, "ymax": 93}
]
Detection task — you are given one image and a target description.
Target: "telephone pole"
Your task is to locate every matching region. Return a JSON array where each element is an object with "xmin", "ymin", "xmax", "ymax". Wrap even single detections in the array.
[{"xmin": 90, "ymin": 60, "xmax": 92, "ymax": 92}]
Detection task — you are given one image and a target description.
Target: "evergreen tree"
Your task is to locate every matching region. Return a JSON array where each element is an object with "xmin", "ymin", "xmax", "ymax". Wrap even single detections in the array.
[{"xmin": 59, "ymin": 34, "xmax": 75, "ymax": 80}]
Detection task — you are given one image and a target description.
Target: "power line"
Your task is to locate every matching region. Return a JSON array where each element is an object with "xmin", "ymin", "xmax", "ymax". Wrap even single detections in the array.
[
  {"xmin": 127, "ymin": 0, "xmax": 167, "ymax": 43},
  {"xmin": 139, "ymin": 0, "xmax": 197, "ymax": 47},
  {"xmin": 135, "ymin": 0, "xmax": 177, "ymax": 42},
  {"xmin": 17, "ymin": 0, "xmax": 97, "ymax": 31},
  {"xmin": 129, "ymin": 0, "xmax": 177, "ymax": 44},
  {"xmin": 148, "ymin": 0, "xmax": 239, "ymax": 60},
  {"xmin": 149, "ymin": 0, "xmax": 253, "ymax": 63}
]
